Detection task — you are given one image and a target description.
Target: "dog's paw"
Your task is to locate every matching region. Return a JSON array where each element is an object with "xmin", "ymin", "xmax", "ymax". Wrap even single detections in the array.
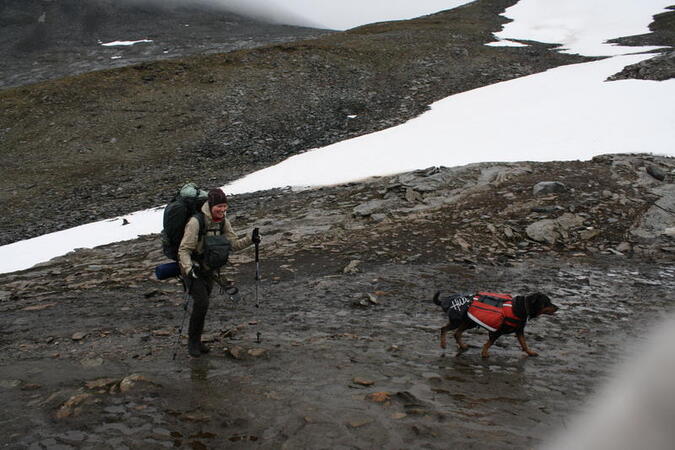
[{"xmin": 525, "ymin": 350, "xmax": 539, "ymax": 357}]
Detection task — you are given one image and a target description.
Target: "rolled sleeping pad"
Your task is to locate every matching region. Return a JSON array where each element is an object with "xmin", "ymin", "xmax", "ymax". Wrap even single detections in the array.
[{"xmin": 155, "ymin": 262, "xmax": 180, "ymax": 280}]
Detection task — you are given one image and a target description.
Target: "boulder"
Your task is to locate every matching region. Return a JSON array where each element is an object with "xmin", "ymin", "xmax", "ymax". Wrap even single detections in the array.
[
  {"xmin": 353, "ymin": 198, "xmax": 398, "ymax": 217},
  {"xmin": 533, "ymin": 181, "xmax": 568, "ymax": 196},
  {"xmin": 632, "ymin": 185, "xmax": 675, "ymax": 240},
  {"xmin": 404, "ymin": 188, "xmax": 424, "ymax": 203},
  {"xmin": 55, "ymin": 393, "xmax": 94, "ymax": 419},
  {"xmin": 526, "ymin": 213, "xmax": 584, "ymax": 245},
  {"xmin": 119, "ymin": 374, "xmax": 155, "ymax": 393},
  {"xmin": 343, "ymin": 260, "xmax": 361, "ymax": 274},
  {"xmin": 646, "ymin": 165, "xmax": 667, "ymax": 181}
]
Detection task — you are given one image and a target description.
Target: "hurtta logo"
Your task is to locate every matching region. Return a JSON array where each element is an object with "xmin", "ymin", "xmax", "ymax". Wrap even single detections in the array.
[{"xmin": 449, "ymin": 296, "xmax": 472, "ymax": 311}]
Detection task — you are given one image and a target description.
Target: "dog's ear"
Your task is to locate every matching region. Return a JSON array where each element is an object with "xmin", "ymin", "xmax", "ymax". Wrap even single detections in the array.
[
  {"xmin": 529, "ymin": 292, "xmax": 547, "ymax": 300},
  {"xmin": 433, "ymin": 291, "xmax": 441, "ymax": 306}
]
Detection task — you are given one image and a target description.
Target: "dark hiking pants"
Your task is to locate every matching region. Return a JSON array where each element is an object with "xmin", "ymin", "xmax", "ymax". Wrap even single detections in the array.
[{"xmin": 188, "ymin": 275, "xmax": 214, "ymax": 339}]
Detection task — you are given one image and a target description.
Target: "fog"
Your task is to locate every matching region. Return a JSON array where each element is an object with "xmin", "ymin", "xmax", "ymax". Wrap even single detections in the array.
[
  {"xmin": 543, "ymin": 316, "xmax": 675, "ymax": 450},
  {"xmin": 118, "ymin": 0, "xmax": 472, "ymax": 30}
]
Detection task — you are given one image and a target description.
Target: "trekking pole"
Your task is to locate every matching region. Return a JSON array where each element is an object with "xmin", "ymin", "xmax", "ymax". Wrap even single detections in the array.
[
  {"xmin": 172, "ymin": 280, "xmax": 191, "ymax": 360},
  {"xmin": 254, "ymin": 239, "xmax": 261, "ymax": 343}
]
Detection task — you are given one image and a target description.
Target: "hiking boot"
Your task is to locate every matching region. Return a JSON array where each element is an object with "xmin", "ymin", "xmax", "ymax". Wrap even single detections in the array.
[
  {"xmin": 199, "ymin": 343, "xmax": 210, "ymax": 354},
  {"xmin": 188, "ymin": 336, "xmax": 201, "ymax": 357}
]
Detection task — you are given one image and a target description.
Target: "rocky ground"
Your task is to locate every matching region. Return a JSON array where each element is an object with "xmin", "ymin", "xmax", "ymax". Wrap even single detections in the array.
[
  {"xmin": 1, "ymin": 1, "xmax": 675, "ymax": 449},
  {"xmin": 1, "ymin": 153, "xmax": 674, "ymax": 449}
]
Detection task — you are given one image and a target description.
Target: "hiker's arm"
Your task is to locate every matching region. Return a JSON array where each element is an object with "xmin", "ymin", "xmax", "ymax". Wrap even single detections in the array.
[
  {"xmin": 224, "ymin": 219, "xmax": 253, "ymax": 251},
  {"xmin": 178, "ymin": 217, "xmax": 200, "ymax": 275}
]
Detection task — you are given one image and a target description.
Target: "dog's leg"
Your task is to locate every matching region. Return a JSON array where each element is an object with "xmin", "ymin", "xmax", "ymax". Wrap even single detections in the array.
[
  {"xmin": 481, "ymin": 332, "xmax": 501, "ymax": 358},
  {"xmin": 440, "ymin": 322, "xmax": 453, "ymax": 349},
  {"xmin": 516, "ymin": 330, "xmax": 538, "ymax": 357},
  {"xmin": 453, "ymin": 322, "xmax": 472, "ymax": 353}
]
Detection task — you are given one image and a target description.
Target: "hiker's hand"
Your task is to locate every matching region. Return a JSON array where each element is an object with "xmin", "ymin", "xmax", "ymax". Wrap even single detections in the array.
[{"xmin": 252, "ymin": 228, "xmax": 261, "ymax": 244}]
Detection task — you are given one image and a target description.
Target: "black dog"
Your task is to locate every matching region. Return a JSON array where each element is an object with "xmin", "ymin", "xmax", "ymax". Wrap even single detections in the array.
[{"xmin": 433, "ymin": 291, "xmax": 558, "ymax": 358}]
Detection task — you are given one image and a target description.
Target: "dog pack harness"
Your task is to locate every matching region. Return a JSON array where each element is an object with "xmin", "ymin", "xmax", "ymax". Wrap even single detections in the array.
[{"xmin": 467, "ymin": 292, "xmax": 526, "ymax": 332}]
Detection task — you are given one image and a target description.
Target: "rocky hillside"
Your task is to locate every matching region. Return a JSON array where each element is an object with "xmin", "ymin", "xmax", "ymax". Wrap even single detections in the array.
[
  {"xmin": 0, "ymin": 0, "xmax": 330, "ymax": 89},
  {"xmin": 1, "ymin": 0, "xmax": 596, "ymax": 245}
]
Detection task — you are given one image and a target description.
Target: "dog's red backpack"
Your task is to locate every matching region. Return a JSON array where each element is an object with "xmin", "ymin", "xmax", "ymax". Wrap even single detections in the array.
[{"xmin": 467, "ymin": 292, "xmax": 524, "ymax": 332}]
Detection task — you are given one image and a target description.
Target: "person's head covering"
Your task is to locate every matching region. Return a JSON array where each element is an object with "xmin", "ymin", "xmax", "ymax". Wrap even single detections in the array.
[{"xmin": 207, "ymin": 188, "xmax": 228, "ymax": 207}]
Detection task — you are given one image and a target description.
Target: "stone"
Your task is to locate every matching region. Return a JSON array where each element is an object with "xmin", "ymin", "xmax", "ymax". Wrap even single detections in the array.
[
  {"xmin": 343, "ymin": 260, "xmax": 361, "ymax": 274},
  {"xmin": 248, "ymin": 348, "xmax": 267, "ymax": 357},
  {"xmin": 85, "ymin": 378, "xmax": 120, "ymax": 390},
  {"xmin": 71, "ymin": 332, "xmax": 87, "ymax": 341},
  {"xmin": 503, "ymin": 226, "xmax": 515, "ymax": 239},
  {"xmin": 22, "ymin": 303, "xmax": 57, "ymax": 311},
  {"xmin": 454, "ymin": 235, "xmax": 471, "ymax": 250},
  {"xmin": 531, "ymin": 206, "xmax": 561, "ymax": 214},
  {"xmin": 366, "ymin": 392, "xmax": 391, "ymax": 403},
  {"xmin": 404, "ymin": 188, "xmax": 424, "ymax": 203},
  {"xmin": 201, "ymin": 333, "xmax": 216, "ymax": 343},
  {"xmin": 80, "ymin": 357, "xmax": 104, "ymax": 368},
  {"xmin": 181, "ymin": 413, "xmax": 210, "ymax": 423},
  {"xmin": 152, "ymin": 329, "xmax": 172, "ymax": 336},
  {"xmin": 347, "ymin": 418, "xmax": 373, "ymax": 428},
  {"xmin": 579, "ymin": 229, "xmax": 601, "ymax": 240},
  {"xmin": 526, "ymin": 220, "xmax": 558, "ymax": 245},
  {"xmin": 617, "ymin": 242, "xmax": 632, "ymax": 252},
  {"xmin": 632, "ymin": 185, "xmax": 675, "ymax": 239},
  {"xmin": 351, "ymin": 299, "xmax": 370, "ymax": 308},
  {"xmin": 352, "ymin": 377, "xmax": 375, "ymax": 386},
  {"xmin": 0, "ymin": 379, "xmax": 21, "ymax": 389},
  {"xmin": 533, "ymin": 181, "xmax": 568, "ymax": 196},
  {"xmin": 55, "ymin": 393, "xmax": 94, "ymax": 419},
  {"xmin": 228, "ymin": 346, "xmax": 246, "ymax": 359},
  {"xmin": 646, "ymin": 165, "xmax": 667, "ymax": 181},
  {"xmin": 119, "ymin": 374, "xmax": 154, "ymax": 393},
  {"xmin": 353, "ymin": 198, "xmax": 398, "ymax": 217},
  {"xmin": 526, "ymin": 213, "xmax": 584, "ymax": 245}
]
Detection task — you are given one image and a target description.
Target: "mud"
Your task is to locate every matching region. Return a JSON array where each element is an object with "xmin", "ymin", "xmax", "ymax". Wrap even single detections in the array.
[{"xmin": 1, "ymin": 255, "xmax": 673, "ymax": 449}]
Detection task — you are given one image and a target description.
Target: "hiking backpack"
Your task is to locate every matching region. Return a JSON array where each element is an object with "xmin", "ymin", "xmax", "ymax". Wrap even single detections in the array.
[
  {"xmin": 160, "ymin": 183, "xmax": 208, "ymax": 261},
  {"xmin": 160, "ymin": 183, "xmax": 232, "ymax": 270}
]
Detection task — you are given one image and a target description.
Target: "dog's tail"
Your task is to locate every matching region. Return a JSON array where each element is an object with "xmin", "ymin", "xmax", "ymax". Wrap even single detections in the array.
[{"xmin": 433, "ymin": 291, "xmax": 442, "ymax": 306}]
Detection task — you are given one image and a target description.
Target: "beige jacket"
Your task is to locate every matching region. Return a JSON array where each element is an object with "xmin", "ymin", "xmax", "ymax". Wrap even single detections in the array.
[{"xmin": 178, "ymin": 201, "xmax": 253, "ymax": 275}]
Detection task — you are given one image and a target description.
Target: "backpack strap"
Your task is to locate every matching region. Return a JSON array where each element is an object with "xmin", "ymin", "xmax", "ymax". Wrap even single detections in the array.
[
  {"xmin": 194, "ymin": 212, "xmax": 225, "ymax": 238},
  {"xmin": 194, "ymin": 212, "xmax": 206, "ymax": 239}
]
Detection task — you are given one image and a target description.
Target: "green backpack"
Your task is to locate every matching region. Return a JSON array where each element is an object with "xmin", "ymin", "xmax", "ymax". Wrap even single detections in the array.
[{"xmin": 161, "ymin": 183, "xmax": 232, "ymax": 270}]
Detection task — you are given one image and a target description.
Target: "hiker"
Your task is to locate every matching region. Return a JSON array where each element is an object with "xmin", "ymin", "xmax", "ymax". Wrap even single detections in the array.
[{"xmin": 178, "ymin": 188, "xmax": 260, "ymax": 357}]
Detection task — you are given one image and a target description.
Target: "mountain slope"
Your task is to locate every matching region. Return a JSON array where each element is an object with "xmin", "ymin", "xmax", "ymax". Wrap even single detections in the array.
[
  {"xmin": 0, "ymin": 0, "xmax": 591, "ymax": 245},
  {"xmin": 0, "ymin": 0, "xmax": 329, "ymax": 89}
]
